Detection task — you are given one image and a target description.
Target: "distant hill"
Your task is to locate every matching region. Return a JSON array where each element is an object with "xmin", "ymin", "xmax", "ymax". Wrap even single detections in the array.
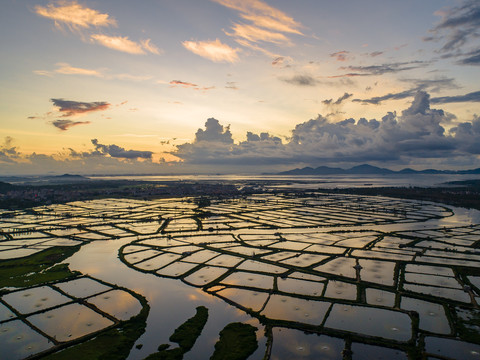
[{"xmin": 277, "ymin": 164, "xmax": 480, "ymax": 176}]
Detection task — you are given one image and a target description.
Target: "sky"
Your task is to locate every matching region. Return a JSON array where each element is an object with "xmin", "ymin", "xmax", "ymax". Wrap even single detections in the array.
[{"xmin": 1, "ymin": 0, "xmax": 480, "ymax": 175}]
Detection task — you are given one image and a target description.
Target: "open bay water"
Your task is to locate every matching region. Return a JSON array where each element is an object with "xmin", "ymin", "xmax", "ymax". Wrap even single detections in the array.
[{"xmin": 88, "ymin": 173, "xmax": 480, "ymax": 189}]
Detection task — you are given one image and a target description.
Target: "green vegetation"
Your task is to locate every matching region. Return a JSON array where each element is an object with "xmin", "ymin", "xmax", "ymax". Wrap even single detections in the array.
[
  {"xmin": 44, "ymin": 295, "xmax": 150, "ymax": 360},
  {"xmin": 0, "ymin": 246, "xmax": 80, "ymax": 291},
  {"xmin": 145, "ymin": 306, "xmax": 209, "ymax": 360},
  {"xmin": 210, "ymin": 322, "xmax": 258, "ymax": 360}
]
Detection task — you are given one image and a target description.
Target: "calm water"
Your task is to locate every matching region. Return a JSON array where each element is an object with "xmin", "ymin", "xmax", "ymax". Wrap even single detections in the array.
[
  {"xmin": 89, "ymin": 173, "xmax": 480, "ymax": 188},
  {"xmin": 2, "ymin": 193, "xmax": 480, "ymax": 359}
]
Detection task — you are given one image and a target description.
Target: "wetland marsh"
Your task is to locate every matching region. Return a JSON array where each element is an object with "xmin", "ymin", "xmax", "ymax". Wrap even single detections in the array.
[{"xmin": 1, "ymin": 192, "xmax": 480, "ymax": 359}]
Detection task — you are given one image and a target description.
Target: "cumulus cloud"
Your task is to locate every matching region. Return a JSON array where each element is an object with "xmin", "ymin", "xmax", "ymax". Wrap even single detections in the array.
[
  {"xmin": 52, "ymin": 119, "xmax": 91, "ymax": 131},
  {"xmin": 51, "ymin": 98, "xmax": 110, "ymax": 117},
  {"xmin": 0, "ymin": 136, "xmax": 21, "ymax": 164},
  {"xmin": 34, "ymin": 1, "xmax": 116, "ymax": 31},
  {"xmin": 91, "ymin": 139, "xmax": 153, "ymax": 159},
  {"xmin": 173, "ymin": 91, "xmax": 480, "ymax": 167},
  {"xmin": 183, "ymin": 39, "xmax": 240, "ymax": 63},
  {"xmin": 194, "ymin": 118, "xmax": 233, "ymax": 143},
  {"xmin": 91, "ymin": 34, "xmax": 159, "ymax": 55}
]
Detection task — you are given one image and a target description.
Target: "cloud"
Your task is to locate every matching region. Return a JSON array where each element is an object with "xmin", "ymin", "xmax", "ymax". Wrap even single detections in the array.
[
  {"xmin": 36, "ymin": 2, "xmax": 161, "ymax": 56},
  {"xmin": 212, "ymin": 0, "xmax": 302, "ymax": 35},
  {"xmin": 322, "ymin": 93, "xmax": 353, "ymax": 105},
  {"xmin": 330, "ymin": 51, "xmax": 352, "ymax": 61},
  {"xmin": 183, "ymin": 39, "xmax": 240, "ymax": 63},
  {"xmin": 51, "ymin": 99, "xmax": 110, "ymax": 117},
  {"xmin": 140, "ymin": 39, "xmax": 162, "ymax": 55},
  {"xmin": 34, "ymin": 63, "xmax": 154, "ymax": 82},
  {"xmin": 0, "ymin": 136, "xmax": 20, "ymax": 164},
  {"xmin": 429, "ymin": 0, "xmax": 480, "ymax": 52},
  {"xmin": 173, "ymin": 91, "xmax": 480, "ymax": 167},
  {"xmin": 54, "ymin": 62, "xmax": 103, "ymax": 76},
  {"xmin": 354, "ymin": 89, "xmax": 420, "ymax": 105},
  {"xmin": 170, "ymin": 80, "xmax": 197, "ymax": 88},
  {"xmin": 353, "ymin": 78, "xmax": 459, "ymax": 105},
  {"xmin": 51, "ymin": 119, "xmax": 91, "ymax": 131},
  {"xmin": 34, "ymin": 0, "xmax": 116, "ymax": 31},
  {"xmin": 272, "ymin": 56, "xmax": 284, "ymax": 66},
  {"xmin": 368, "ymin": 51, "xmax": 384, "ymax": 57},
  {"xmin": 456, "ymin": 49, "xmax": 480, "ymax": 65},
  {"xmin": 194, "ymin": 118, "xmax": 234, "ymax": 143},
  {"xmin": 91, "ymin": 139, "xmax": 153, "ymax": 159},
  {"xmin": 335, "ymin": 61, "xmax": 429, "ymax": 77},
  {"xmin": 281, "ymin": 75, "xmax": 319, "ymax": 86},
  {"xmin": 226, "ymin": 23, "xmax": 291, "ymax": 45},
  {"xmin": 211, "ymin": 0, "xmax": 303, "ymax": 55},
  {"xmin": 431, "ymin": 91, "xmax": 480, "ymax": 104},
  {"xmin": 33, "ymin": 70, "xmax": 53, "ymax": 77},
  {"xmin": 402, "ymin": 78, "xmax": 459, "ymax": 93},
  {"xmin": 225, "ymin": 81, "xmax": 238, "ymax": 90},
  {"xmin": 169, "ymin": 80, "xmax": 215, "ymax": 91},
  {"xmin": 91, "ymin": 34, "xmax": 160, "ymax": 55}
]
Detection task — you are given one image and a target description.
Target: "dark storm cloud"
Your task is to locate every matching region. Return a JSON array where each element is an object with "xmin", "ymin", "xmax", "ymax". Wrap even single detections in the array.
[
  {"xmin": 281, "ymin": 75, "xmax": 319, "ymax": 86},
  {"xmin": 52, "ymin": 119, "xmax": 91, "ymax": 131},
  {"xmin": 51, "ymin": 98, "xmax": 110, "ymax": 117},
  {"xmin": 91, "ymin": 139, "xmax": 153, "ymax": 159},
  {"xmin": 431, "ymin": 91, "xmax": 480, "ymax": 104}
]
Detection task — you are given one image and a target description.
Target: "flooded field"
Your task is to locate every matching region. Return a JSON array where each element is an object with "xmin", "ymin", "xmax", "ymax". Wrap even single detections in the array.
[{"xmin": 1, "ymin": 193, "xmax": 480, "ymax": 359}]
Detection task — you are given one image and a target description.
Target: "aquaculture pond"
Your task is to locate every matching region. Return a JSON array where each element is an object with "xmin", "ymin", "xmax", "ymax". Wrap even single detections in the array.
[{"xmin": 1, "ymin": 193, "xmax": 480, "ymax": 359}]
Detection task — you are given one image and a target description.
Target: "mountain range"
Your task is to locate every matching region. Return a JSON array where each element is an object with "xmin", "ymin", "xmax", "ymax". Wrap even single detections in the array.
[{"xmin": 277, "ymin": 164, "xmax": 480, "ymax": 176}]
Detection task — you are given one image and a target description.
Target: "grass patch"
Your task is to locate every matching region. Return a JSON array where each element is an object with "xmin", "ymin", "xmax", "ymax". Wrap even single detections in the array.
[
  {"xmin": 211, "ymin": 322, "xmax": 258, "ymax": 360},
  {"xmin": 0, "ymin": 246, "xmax": 80, "ymax": 291},
  {"xmin": 145, "ymin": 306, "xmax": 209, "ymax": 360}
]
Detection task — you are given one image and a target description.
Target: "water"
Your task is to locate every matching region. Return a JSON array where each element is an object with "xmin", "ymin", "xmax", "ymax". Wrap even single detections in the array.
[
  {"xmin": 1, "ymin": 193, "xmax": 480, "ymax": 359},
  {"xmin": 88, "ymin": 173, "xmax": 480, "ymax": 188}
]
